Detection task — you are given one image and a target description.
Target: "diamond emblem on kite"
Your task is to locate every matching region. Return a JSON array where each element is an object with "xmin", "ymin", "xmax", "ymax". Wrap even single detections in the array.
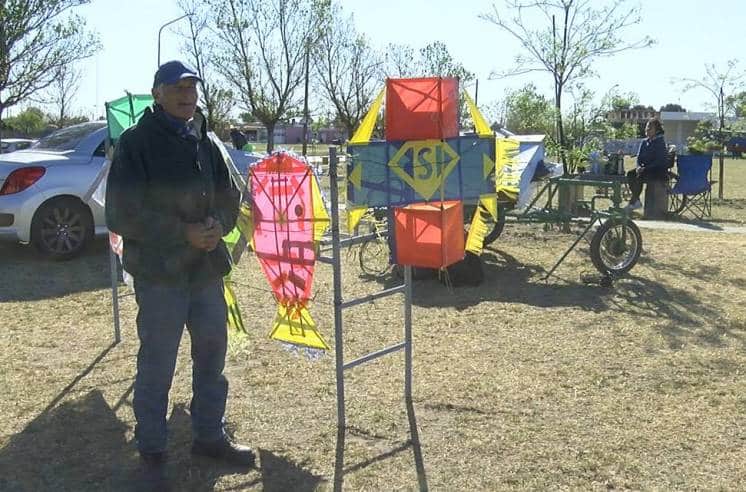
[{"xmin": 388, "ymin": 140, "xmax": 461, "ymax": 201}]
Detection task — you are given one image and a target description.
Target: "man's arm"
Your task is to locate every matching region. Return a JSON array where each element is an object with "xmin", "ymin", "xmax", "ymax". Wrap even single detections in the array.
[
  {"xmin": 209, "ymin": 141, "xmax": 241, "ymax": 233},
  {"xmin": 105, "ymin": 132, "xmax": 186, "ymax": 244}
]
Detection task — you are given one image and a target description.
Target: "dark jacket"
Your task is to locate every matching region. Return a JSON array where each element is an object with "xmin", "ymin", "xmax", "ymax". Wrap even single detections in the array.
[
  {"xmin": 637, "ymin": 133, "xmax": 668, "ymax": 180},
  {"xmin": 105, "ymin": 106, "xmax": 240, "ymax": 286}
]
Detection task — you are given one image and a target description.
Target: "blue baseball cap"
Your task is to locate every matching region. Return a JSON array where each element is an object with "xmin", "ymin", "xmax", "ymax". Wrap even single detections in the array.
[{"xmin": 152, "ymin": 60, "xmax": 202, "ymax": 88}]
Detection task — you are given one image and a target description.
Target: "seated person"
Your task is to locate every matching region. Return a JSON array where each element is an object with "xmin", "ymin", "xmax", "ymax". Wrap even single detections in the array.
[{"xmin": 625, "ymin": 117, "xmax": 668, "ymax": 210}]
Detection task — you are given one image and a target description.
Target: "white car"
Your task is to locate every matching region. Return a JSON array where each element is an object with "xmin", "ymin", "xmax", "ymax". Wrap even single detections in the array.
[
  {"xmin": 1, "ymin": 138, "xmax": 36, "ymax": 153},
  {"xmin": 0, "ymin": 120, "xmax": 258, "ymax": 260},
  {"xmin": 0, "ymin": 122, "xmax": 108, "ymax": 259}
]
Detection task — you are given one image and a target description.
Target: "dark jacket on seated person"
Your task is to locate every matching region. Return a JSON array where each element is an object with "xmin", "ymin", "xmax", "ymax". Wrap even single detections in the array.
[{"xmin": 637, "ymin": 132, "xmax": 668, "ymax": 180}]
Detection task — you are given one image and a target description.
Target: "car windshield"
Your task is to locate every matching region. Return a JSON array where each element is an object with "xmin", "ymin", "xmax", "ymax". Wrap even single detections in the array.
[{"xmin": 32, "ymin": 122, "xmax": 106, "ymax": 151}]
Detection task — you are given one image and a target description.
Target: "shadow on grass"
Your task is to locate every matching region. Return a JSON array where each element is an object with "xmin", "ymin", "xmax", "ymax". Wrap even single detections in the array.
[
  {"xmin": 621, "ymin": 256, "xmax": 746, "ymax": 349},
  {"xmin": 408, "ymin": 248, "xmax": 608, "ymax": 312},
  {"xmin": 167, "ymin": 404, "xmax": 326, "ymax": 491},
  {"xmin": 0, "ymin": 393, "xmax": 324, "ymax": 491},
  {"xmin": 400, "ymin": 246, "xmax": 740, "ymax": 350},
  {"xmin": 0, "ymin": 389, "xmax": 136, "ymax": 491},
  {"xmin": 333, "ymin": 399, "xmax": 427, "ymax": 492},
  {"xmin": 0, "ymin": 237, "xmax": 111, "ymax": 302}
]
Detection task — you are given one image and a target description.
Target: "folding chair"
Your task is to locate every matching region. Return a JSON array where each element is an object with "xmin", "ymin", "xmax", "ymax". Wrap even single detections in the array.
[{"xmin": 668, "ymin": 154, "xmax": 713, "ymax": 219}]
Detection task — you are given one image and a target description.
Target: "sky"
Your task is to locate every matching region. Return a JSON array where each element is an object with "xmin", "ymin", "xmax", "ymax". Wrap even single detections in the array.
[{"xmin": 23, "ymin": 0, "xmax": 745, "ymax": 120}]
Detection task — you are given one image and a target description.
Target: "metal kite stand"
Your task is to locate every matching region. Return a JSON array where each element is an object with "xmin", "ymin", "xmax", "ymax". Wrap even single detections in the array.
[{"xmin": 319, "ymin": 147, "xmax": 427, "ymax": 491}]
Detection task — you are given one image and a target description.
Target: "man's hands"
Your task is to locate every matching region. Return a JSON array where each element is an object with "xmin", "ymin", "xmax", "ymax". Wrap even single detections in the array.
[
  {"xmin": 636, "ymin": 166, "xmax": 645, "ymax": 177},
  {"xmin": 185, "ymin": 217, "xmax": 224, "ymax": 251}
]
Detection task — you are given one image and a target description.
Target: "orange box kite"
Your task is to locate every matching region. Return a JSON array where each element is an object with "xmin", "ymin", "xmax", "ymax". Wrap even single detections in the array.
[
  {"xmin": 393, "ymin": 200, "xmax": 465, "ymax": 269},
  {"xmin": 385, "ymin": 77, "xmax": 459, "ymax": 141}
]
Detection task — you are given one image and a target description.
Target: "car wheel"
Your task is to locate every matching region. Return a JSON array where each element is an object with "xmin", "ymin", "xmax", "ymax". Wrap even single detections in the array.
[{"xmin": 31, "ymin": 197, "xmax": 93, "ymax": 260}]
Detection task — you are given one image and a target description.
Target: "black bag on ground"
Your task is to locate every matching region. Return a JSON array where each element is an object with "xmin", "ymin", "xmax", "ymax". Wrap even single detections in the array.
[{"xmin": 440, "ymin": 252, "xmax": 484, "ymax": 287}]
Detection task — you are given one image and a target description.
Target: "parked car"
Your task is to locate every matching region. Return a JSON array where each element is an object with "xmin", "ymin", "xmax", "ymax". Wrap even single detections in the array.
[
  {"xmin": 0, "ymin": 120, "xmax": 260, "ymax": 260},
  {"xmin": 1, "ymin": 138, "xmax": 35, "ymax": 153},
  {"xmin": 227, "ymin": 148, "xmax": 262, "ymax": 180},
  {"xmin": 0, "ymin": 121, "xmax": 108, "ymax": 259}
]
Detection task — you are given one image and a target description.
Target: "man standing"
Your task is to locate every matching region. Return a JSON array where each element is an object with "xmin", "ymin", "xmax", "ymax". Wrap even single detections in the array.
[{"xmin": 106, "ymin": 61, "xmax": 253, "ymax": 479}]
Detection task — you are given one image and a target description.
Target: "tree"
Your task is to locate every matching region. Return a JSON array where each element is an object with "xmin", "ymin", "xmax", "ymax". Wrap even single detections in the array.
[
  {"xmin": 210, "ymin": 0, "xmax": 321, "ymax": 152},
  {"xmin": 46, "ymin": 64, "xmax": 82, "ymax": 128},
  {"xmin": 418, "ymin": 41, "xmax": 474, "ymax": 83},
  {"xmin": 678, "ymin": 59, "xmax": 746, "ymax": 198},
  {"xmin": 480, "ymin": 0, "xmax": 654, "ymax": 172},
  {"xmin": 5, "ymin": 107, "xmax": 48, "ymax": 136},
  {"xmin": 609, "ymin": 92, "xmax": 639, "ymax": 112},
  {"xmin": 686, "ymin": 120, "xmax": 720, "ymax": 155},
  {"xmin": 726, "ymin": 91, "xmax": 746, "ymax": 118},
  {"xmin": 0, "ymin": 0, "xmax": 99, "ymax": 142},
  {"xmin": 178, "ymin": 0, "xmax": 235, "ymax": 139},
  {"xmin": 503, "ymin": 83, "xmax": 555, "ymax": 136},
  {"xmin": 660, "ymin": 103, "xmax": 686, "ymax": 112},
  {"xmin": 313, "ymin": 2, "xmax": 383, "ymax": 139},
  {"xmin": 383, "ymin": 43, "xmax": 416, "ymax": 78},
  {"xmin": 62, "ymin": 114, "xmax": 89, "ymax": 126},
  {"xmin": 383, "ymin": 41, "xmax": 474, "ymax": 82}
]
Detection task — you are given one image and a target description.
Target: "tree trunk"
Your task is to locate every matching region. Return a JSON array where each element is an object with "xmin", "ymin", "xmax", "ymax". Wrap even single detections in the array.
[
  {"xmin": 0, "ymin": 107, "xmax": 4, "ymax": 153},
  {"xmin": 265, "ymin": 122, "xmax": 275, "ymax": 153},
  {"xmin": 555, "ymin": 84, "xmax": 567, "ymax": 174},
  {"xmin": 345, "ymin": 121, "xmax": 355, "ymax": 141},
  {"xmin": 718, "ymin": 152, "xmax": 724, "ymax": 199}
]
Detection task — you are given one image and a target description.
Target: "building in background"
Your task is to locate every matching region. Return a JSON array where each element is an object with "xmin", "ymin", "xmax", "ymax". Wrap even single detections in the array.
[
  {"xmin": 659, "ymin": 111, "xmax": 715, "ymax": 151},
  {"xmin": 606, "ymin": 106, "xmax": 659, "ymax": 131}
]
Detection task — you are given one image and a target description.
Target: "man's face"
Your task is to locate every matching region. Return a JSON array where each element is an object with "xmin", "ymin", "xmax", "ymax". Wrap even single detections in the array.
[{"xmin": 152, "ymin": 78, "xmax": 198, "ymax": 121}]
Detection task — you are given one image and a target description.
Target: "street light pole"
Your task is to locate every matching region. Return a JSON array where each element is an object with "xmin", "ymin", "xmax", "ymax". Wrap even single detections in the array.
[
  {"xmin": 718, "ymin": 86, "xmax": 725, "ymax": 199},
  {"xmin": 157, "ymin": 14, "xmax": 192, "ymax": 67},
  {"xmin": 302, "ymin": 44, "xmax": 310, "ymax": 157}
]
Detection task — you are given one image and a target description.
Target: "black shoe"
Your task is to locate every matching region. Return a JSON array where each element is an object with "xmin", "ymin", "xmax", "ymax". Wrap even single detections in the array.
[
  {"xmin": 191, "ymin": 437, "xmax": 256, "ymax": 467},
  {"xmin": 138, "ymin": 451, "xmax": 169, "ymax": 491}
]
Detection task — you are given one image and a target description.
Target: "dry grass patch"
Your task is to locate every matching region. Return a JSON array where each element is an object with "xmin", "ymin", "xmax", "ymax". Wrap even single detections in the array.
[
  {"xmin": 1, "ymin": 160, "xmax": 745, "ymax": 490},
  {"xmin": 2, "ymin": 222, "xmax": 746, "ymax": 490}
]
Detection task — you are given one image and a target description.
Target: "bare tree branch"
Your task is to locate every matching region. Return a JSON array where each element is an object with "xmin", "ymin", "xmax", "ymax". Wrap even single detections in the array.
[
  {"xmin": 210, "ymin": 0, "xmax": 320, "ymax": 152},
  {"xmin": 480, "ymin": 0, "xmax": 653, "ymax": 170},
  {"xmin": 0, "ymin": 0, "xmax": 99, "ymax": 140},
  {"xmin": 313, "ymin": 2, "xmax": 383, "ymax": 138}
]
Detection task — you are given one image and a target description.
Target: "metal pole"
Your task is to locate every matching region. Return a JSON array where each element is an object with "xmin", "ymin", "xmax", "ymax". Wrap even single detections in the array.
[
  {"xmin": 302, "ymin": 46, "xmax": 310, "ymax": 157},
  {"xmin": 109, "ymin": 247, "xmax": 121, "ymax": 344},
  {"xmin": 718, "ymin": 86, "xmax": 725, "ymax": 199},
  {"xmin": 328, "ymin": 146, "xmax": 345, "ymax": 431},
  {"xmin": 157, "ymin": 14, "xmax": 191, "ymax": 67},
  {"xmin": 404, "ymin": 265, "xmax": 413, "ymax": 401}
]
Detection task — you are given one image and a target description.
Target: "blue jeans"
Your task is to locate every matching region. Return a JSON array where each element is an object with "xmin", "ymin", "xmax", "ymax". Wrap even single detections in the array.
[{"xmin": 133, "ymin": 278, "xmax": 228, "ymax": 454}]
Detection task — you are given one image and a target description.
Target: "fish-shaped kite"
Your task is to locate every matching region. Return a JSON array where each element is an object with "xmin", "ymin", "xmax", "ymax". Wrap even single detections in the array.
[{"xmin": 249, "ymin": 152, "xmax": 330, "ymax": 351}]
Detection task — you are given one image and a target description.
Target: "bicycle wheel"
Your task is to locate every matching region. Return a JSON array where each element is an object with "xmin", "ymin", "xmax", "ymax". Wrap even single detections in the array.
[
  {"xmin": 590, "ymin": 218, "xmax": 642, "ymax": 275},
  {"xmin": 464, "ymin": 203, "xmax": 507, "ymax": 247},
  {"xmin": 359, "ymin": 235, "xmax": 390, "ymax": 277},
  {"xmin": 483, "ymin": 203, "xmax": 507, "ymax": 245}
]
